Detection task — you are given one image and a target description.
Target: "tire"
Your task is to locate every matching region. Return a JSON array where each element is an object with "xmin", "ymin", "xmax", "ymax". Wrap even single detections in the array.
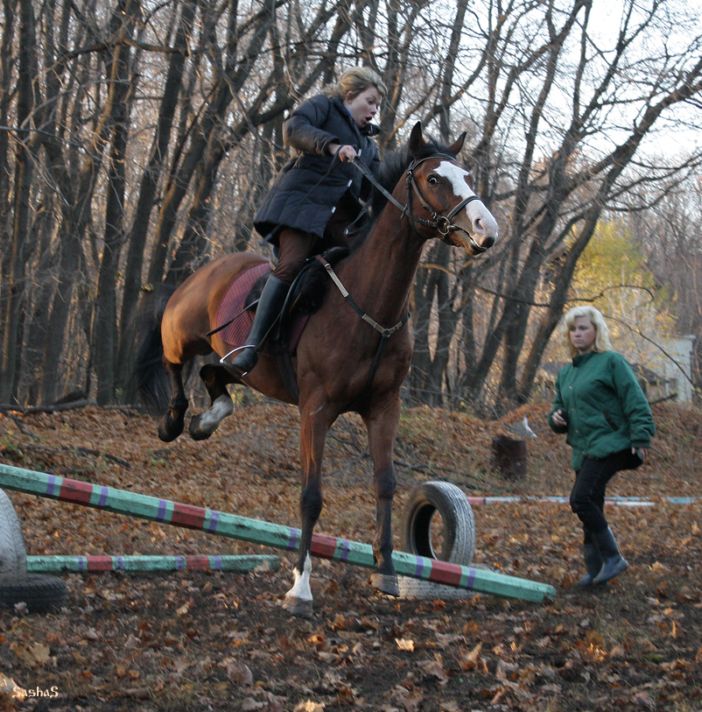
[
  {"xmin": 401, "ymin": 481, "xmax": 475, "ymax": 566},
  {"xmin": 0, "ymin": 489, "xmax": 27, "ymax": 574},
  {"xmin": 0, "ymin": 574, "xmax": 67, "ymax": 614}
]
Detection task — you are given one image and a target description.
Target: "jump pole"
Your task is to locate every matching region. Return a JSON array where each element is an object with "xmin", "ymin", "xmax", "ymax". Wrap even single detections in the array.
[
  {"xmin": 0, "ymin": 463, "xmax": 556, "ymax": 604},
  {"xmin": 26, "ymin": 554, "xmax": 279, "ymax": 574},
  {"xmin": 467, "ymin": 495, "xmax": 698, "ymax": 507}
]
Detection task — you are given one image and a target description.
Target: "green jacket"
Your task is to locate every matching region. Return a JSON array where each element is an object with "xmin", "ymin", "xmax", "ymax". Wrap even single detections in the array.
[{"xmin": 548, "ymin": 350, "xmax": 655, "ymax": 470}]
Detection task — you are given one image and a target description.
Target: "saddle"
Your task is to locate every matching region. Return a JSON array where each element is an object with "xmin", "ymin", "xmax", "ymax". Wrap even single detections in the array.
[{"xmin": 212, "ymin": 247, "xmax": 350, "ymax": 400}]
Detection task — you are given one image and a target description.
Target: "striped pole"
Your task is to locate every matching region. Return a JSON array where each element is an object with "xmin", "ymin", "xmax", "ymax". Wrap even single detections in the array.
[
  {"xmin": 0, "ymin": 463, "xmax": 555, "ymax": 603},
  {"xmin": 26, "ymin": 554, "xmax": 279, "ymax": 574},
  {"xmin": 467, "ymin": 495, "xmax": 698, "ymax": 507}
]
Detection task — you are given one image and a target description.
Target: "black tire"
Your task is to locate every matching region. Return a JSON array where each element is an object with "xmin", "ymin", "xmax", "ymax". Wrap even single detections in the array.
[
  {"xmin": 0, "ymin": 489, "xmax": 27, "ymax": 574},
  {"xmin": 401, "ymin": 481, "xmax": 475, "ymax": 565},
  {"xmin": 0, "ymin": 574, "xmax": 67, "ymax": 614}
]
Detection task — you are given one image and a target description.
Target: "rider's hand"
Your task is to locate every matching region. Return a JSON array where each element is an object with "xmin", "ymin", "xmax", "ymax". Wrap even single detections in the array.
[{"xmin": 328, "ymin": 143, "xmax": 357, "ymax": 162}]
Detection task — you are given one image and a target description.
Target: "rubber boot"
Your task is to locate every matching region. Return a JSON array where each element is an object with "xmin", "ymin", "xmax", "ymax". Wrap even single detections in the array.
[
  {"xmin": 576, "ymin": 537, "xmax": 603, "ymax": 588},
  {"xmin": 230, "ymin": 276, "xmax": 288, "ymax": 375},
  {"xmin": 592, "ymin": 527, "xmax": 628, "ymax": 584}
]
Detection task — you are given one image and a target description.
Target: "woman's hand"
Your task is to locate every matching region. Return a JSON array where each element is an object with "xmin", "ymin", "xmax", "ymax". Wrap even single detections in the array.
[
  {"xmin": 632, "ymin": 447, "xmax": 648, "ymax": 463},
  {"xmin": 551, "ymin": 409, "xmax": 568, "ymax": 428},
  {"xmin": 328, "ymin": 143, "xmax": 357, "ymax": 162}
]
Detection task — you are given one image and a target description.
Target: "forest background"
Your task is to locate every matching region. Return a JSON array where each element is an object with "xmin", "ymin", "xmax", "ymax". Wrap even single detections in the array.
[{"xmin": 0, "ymin": 0, "xmax": 700, "ymax": 414}]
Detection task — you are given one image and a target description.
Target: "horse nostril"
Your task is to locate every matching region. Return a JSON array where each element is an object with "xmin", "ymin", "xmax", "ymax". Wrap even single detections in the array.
[{"xmin": 482, "ymin": 236, "xmax": 495, "ymax": 249}]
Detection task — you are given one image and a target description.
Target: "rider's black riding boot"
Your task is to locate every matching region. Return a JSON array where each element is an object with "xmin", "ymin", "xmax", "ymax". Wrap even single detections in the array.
[
  {"xmin": 576, "ymin": 530, "xmax": 603, "ymax": 588},
  {"xmin": 592, "ymin": 526, "xmax": 628, "ymax": 584},
  {"xmin": 231, "ymin": 275, "xmax": 288, "ymax": 375}
]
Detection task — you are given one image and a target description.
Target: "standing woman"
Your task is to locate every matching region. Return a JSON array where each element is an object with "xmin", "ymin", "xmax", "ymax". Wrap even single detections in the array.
[
  {"xmin": 231, "ymin": 66, "xmax": 386, "ymax": 375},
  {"xmin": 548, "ymin": 306, "xmax": 655, "ymax": 586}
]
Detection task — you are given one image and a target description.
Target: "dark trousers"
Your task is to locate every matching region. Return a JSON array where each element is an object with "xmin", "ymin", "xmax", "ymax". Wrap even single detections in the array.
[
  {"xmin": 570, "ymin": 449, "xmax": 641, "ymax": 536},
  {"xmin": 271, "ymin": 193, "xmax": 360, "ymax": 284}
]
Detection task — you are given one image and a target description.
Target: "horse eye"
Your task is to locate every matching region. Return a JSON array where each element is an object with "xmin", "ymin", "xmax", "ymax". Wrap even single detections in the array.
[{"xmin": 427, "ymin": 175, "xmax": 439, "ymax": 185}]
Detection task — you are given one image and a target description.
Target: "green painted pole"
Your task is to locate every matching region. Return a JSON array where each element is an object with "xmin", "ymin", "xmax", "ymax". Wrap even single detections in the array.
[{"xmin": 26, "ymin": 554, "xmax": 279, "ymax": 574}]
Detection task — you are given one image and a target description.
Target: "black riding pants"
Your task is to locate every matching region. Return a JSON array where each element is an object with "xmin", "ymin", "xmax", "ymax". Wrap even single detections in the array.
[{"xmin": 570, "ymin": 449, "xmax": 642, "ymax": 535}]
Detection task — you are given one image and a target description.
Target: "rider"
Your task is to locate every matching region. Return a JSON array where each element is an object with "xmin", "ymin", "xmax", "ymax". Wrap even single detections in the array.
[{"xmin": 230, "ymin": 66, "xmax": 386, "ymax": 375}]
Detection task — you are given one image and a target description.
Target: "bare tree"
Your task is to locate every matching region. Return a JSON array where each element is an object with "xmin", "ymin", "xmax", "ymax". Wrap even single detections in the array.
[{"xmin": 1, "ymin": 0, "xmax": 700, "ymax": 411}]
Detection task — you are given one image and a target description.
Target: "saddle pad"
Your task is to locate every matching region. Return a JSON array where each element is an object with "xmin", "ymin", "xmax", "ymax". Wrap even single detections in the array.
[{"xmin": 215, "ymin": 262, "xmax": 270, "ymax": 351}]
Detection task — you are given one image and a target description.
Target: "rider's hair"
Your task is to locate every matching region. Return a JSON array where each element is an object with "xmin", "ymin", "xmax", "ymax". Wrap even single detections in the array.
[
  {"xmin": 563, "ymin": 305, "xmax": 613, "ymax": 356},
  {"xmin": 326, "ymin": 66, "xmax": 387, "ymax": 100}
]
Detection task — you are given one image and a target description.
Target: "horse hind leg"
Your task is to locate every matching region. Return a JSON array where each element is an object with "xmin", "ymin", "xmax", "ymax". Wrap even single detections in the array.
[
  {"xmin": 158, "ymin": 361, "xmax": 189, "ymax": 442},
  {"xmin": 189, "ymin": 364, "xmax": 235, "ymax": 440}
]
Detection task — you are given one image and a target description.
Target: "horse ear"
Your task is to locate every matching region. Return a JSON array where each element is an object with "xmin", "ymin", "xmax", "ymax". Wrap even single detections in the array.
[
  {"xmin": 447, "ymin": 131, "xmax": 467, "ymax": 156},
  {"xmin": 408, "ymin": 122, "xmax": 424, "ymax": 156}
]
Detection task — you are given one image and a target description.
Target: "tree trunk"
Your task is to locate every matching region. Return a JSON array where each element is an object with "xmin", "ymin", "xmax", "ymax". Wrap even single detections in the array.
[
  {"xmin": 116, "ymin": 0, "xmax": 197, "ymax": 398},
  {"xmin": 94, "ymin": 0, "xmax": 139, "ymax": 404},
  {"xmin": 0, "ymin": 0, "xmax": 37, "ymax": 403}
]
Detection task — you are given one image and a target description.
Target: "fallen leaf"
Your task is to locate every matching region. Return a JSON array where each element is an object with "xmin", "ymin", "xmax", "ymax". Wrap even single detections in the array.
[
  {"xmin": 222, "ymin": 659, "xmax": 253, "ymax": 686},
  {"xmin": 417, "ymin": 659, "xmax": 449, "ymax": 684},
  {"xmin": 459, "ymin": 641, "xmax": 482, "ymax": 670},
  {"xmin": 294, "ymin": 702, "xmax": 324, "ymax": 712},
  {"xmin": 395, "ymin": 638, "xmax": 415, "ymax": 652}
]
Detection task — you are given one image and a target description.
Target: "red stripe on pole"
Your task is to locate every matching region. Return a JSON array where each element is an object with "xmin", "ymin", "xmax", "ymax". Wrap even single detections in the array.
[
  {"xmin": 60, "ymin": 478, "xmax": 93, "ymax": 505},
  {"xmin": 187, "ymin": 556, "xmax": 210, "ymax": 571},
  {"xmin": 429, "ymin": 560, "xmax": 463, "ymax": 586},
  {"xmin": 171, "ymin": 503, "xmax": 207, "ymax": 529},
  {"xmin": 88, "ymin": 555, "xmax": 114, "ymax": 571},
  {"xmin": 310, "ymin": 534, "xmax": 337, "ymax": 558}
]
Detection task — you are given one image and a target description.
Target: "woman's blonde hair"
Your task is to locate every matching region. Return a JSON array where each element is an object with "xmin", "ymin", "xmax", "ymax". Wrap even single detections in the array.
[
  {"xmin": 327, "ymin": 66, "xmax": 387, "ymax": 100},
  {"xmin": 563, "ymin": 305, "xmax": 612, "ymax": 356}
]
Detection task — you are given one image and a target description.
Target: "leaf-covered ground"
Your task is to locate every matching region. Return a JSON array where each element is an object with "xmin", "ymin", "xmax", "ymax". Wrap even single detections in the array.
[{"xmin": 0, "ymin": 400, "xmax": 701, "ymax": 711}]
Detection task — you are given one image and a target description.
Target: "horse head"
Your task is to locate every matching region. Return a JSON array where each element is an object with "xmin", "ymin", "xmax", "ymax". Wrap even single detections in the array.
[{"xmin": 406, "ymin": 122, "xmax": 498, "ymax": 256}]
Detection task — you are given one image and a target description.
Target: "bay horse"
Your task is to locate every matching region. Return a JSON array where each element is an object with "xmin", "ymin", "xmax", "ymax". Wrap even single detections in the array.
[{"xmin": 136, "ymin": 122, "xmax": 499, "ymax": 616}]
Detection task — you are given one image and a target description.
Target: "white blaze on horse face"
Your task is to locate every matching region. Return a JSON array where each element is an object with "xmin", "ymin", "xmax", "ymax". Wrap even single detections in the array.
[
  {"xmin": 286, "ymin": 553, "xmax": 313, "ymax": 601},
  {"xmin": 434, "ymin": 161, "xmax": 499, "ymax": 240}
]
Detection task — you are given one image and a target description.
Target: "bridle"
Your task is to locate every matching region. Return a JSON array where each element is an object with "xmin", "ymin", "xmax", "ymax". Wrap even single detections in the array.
[{"xmin": 352, "ymin": 153, "xmax": 485, "ymax": 250}]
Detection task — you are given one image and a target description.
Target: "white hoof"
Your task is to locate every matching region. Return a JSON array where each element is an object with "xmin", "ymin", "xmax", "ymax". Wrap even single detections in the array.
[{"xmin": 282, "ymin": 595, "xmax": 314, "ymax": 618}]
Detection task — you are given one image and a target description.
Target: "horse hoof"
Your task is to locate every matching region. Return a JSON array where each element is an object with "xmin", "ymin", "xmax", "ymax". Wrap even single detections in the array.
[
  {"xmin": 188, "ymin": 415, "xmax": 214, "ymax": 441},
  {"xmin": 282, "ymin": 595, "xmax": 314, "ymax": 619},
  {"xmin": 158, "ymin": 420, "xmax": 183, "ymax": 442},
  {"xmin": 371, "ymin": 573, "xmax": 400, "ymax": 597}
]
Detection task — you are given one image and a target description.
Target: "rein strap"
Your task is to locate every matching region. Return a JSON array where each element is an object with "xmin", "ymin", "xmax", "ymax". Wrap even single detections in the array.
[{"xmin": 315, "ymin": 255, "xmax": 409, "ymax": 338}]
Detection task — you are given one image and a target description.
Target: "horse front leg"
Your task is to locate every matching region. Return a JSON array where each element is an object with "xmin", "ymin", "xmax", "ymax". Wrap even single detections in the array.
[
  {"xmin": 283, "ymin": 399, "xmax": 331, "ymax": 618},
  {"xmin": 364, "ymin": 396, "xmax": 400, "ymax": 596},
  {"xmin": 189, "ymin": 364, "xmax": 235, "ymax": 440},
  {"xmin": 158, "ymin": 361, "xmax": 189, "ymax": 442}
]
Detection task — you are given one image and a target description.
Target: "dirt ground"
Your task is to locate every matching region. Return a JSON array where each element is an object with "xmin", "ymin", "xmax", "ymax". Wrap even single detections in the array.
[{"xmin": 0, "ymin": 399, "xmax": 701, "ymax": 711}]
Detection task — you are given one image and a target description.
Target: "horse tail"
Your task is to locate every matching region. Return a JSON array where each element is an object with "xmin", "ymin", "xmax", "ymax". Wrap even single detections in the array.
[{"xmin": 134, "ymin": 286, "xmax": 174, "ymax": 414}]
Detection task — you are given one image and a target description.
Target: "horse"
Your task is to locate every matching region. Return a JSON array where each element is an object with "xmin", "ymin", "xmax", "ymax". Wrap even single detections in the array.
[{"xmin": 136, "ymin": 122, "xmax": 499, "ymax": 617}]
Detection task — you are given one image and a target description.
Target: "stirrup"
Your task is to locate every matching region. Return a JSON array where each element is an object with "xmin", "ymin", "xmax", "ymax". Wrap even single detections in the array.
[{"xmin": 220, "ymin": 344, "xmax": 255, "ymax": 365}]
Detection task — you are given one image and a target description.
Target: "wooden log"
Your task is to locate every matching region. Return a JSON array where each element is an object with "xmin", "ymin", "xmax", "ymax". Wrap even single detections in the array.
[{"xmin": 491, "ymin": 435, "xmax": 527, "ymax": 479}]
